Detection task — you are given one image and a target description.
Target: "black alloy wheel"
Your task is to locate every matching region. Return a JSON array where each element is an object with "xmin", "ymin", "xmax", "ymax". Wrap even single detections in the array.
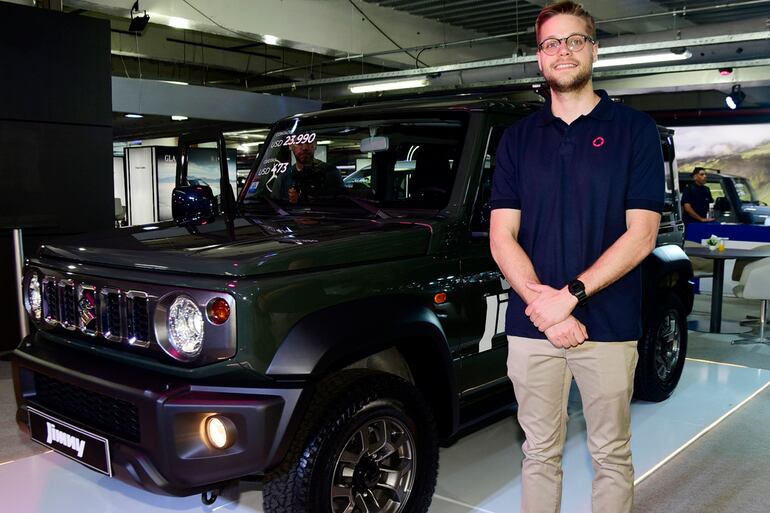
[
  {"xmin": 263, "ymin": 371, "xmax": 438, "ymax": 513},
  {"xmin": 634, "ymin": 292, "xmax": 688, "ymax": 402}
]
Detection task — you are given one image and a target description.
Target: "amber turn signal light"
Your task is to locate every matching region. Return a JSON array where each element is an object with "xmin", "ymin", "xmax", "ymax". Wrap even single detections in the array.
[{"xmin": 206, "ymin": 297, "xmax": 231, "ymax": 325}]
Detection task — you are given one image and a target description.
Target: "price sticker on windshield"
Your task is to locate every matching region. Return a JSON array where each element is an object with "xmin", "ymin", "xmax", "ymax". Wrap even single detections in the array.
[{"xmin": 271, "ymin": 132, "xmax": 317, "ymax": 148}]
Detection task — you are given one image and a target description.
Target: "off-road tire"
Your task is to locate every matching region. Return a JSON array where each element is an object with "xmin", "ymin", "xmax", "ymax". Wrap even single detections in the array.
[
  {"xmin": 634, "ymin": 293, "xmax": 688, "ymax": 402},
  {"xmin": 263, "ymin": 370, "xmax": 439, "ymax": 513}
]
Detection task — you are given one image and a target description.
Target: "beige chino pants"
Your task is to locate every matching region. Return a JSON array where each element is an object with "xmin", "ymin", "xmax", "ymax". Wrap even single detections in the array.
[{"xmin": 506, "ymin": 336, "xmax": 638, "ymax": 513}]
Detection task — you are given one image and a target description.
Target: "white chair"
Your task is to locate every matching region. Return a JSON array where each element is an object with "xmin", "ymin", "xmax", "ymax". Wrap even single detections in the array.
[
  {"xmin": 732, "ymin": 244, "xmax": 770, "ymax": 328},
  {"xmin": 114, "ymin": 198, "xmax": 126, "ymax": 228},
  {"xmin": 733, "ymin": 256, "xmax": 770, "ymax": 344}
]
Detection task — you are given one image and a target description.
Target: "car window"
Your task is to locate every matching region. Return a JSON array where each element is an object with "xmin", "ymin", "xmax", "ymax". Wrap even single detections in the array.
[
  {"xmin": 706, "ymin": 182, "xmax": 726, "ymax": 199},
  {"xmin": 734, "ymin": 179, "xmax": 755, "ymax": 202},
  {"xmin": 470, "ymin": 126, "xmax": 506, "ymax": 235},
  {"xmin": 241, "ymin": 116, "xmax": 467, "ymax": 216},
  {"xmin": 660, "ymin": 159, "xmax": 679, "ymax": 224}
]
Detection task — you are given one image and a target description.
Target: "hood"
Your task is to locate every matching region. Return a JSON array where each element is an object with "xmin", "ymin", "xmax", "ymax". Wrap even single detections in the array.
[
  {"xmin": 740, "ymin": 204, "xmax": 770, "ymax": 224},
  {"xmin": 36, "ymin": 216, "xmax": 434, "ymax": 277}
]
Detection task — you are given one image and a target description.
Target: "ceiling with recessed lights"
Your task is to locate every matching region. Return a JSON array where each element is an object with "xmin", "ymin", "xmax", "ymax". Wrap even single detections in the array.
[{"xmin": 54, "ymin": 0, "xmax": 770, "ymax": 130}]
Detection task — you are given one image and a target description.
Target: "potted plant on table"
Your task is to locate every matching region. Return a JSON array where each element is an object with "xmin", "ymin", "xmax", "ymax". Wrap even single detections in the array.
[{"xmin": 705, "ymin": 234, "xmax": 723, "ymax": 252}]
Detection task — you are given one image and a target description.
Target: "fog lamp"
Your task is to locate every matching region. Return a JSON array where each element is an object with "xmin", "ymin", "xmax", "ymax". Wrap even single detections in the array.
[{"xmin": 205, "ymin": 415, "xmax": 236, "ymax": 449}]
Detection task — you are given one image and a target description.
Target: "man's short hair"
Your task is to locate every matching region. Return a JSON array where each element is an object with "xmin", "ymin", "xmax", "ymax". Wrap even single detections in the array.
[
  {"xmin": 535, "ymin": 1, "xmax": 597, "ymax": 42},
  {"xmin": 692, "ymin": 167, "xmax": 705, "ymax": 177}
]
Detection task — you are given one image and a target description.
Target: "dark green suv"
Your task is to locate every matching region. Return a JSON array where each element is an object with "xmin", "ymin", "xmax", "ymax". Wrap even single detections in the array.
[{"xmin": 13, "ymin": 96, "xmax": 693, "ymax": 513}]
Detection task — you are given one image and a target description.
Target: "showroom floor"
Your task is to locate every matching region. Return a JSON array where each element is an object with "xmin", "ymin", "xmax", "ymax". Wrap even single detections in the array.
[{"xmin": 2, "ymin": 295, "xmax": 770, "ymax": 513}]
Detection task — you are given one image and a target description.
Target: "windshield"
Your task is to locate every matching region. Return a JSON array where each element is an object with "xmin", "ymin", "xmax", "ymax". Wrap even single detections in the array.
[
  {"xmin": 734, "ymin": 178, "xmax": 758, "ymax": 203},
  {"xmin": 239, "ymin": 114, "xmax": 468, "ymax": 217}
]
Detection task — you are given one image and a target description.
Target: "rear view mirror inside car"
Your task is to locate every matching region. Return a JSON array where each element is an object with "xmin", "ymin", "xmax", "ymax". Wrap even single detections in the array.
[{"xmin": 360, "ymin": 136, "xmax": 389, "ymax": 153}]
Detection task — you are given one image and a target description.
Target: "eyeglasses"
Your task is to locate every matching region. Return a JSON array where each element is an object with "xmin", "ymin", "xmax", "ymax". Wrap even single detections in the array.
[{"xmin": 537, "ymin": 34, "xmax": 596, "ymax": 56}]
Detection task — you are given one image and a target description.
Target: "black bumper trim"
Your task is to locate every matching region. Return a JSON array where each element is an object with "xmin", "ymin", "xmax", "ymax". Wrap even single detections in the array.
[{"xmin": 11, "ymin": 341, "xmax": 311, "ymax": 496}]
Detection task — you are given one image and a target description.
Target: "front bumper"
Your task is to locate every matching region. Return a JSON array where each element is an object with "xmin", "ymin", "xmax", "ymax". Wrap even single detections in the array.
[{"xmin": 11, "ymin": 335, "xmax": 308, "ymax": 496}]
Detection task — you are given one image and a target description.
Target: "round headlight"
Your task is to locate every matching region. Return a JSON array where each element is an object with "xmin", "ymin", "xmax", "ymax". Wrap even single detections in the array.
[
  {"xmin": 167, "ymin": 295, "xmax": 204, "ymax": 359},
  {"xmin": 25, "ymin": 272, "xmax": 42, "ymax": 321}
]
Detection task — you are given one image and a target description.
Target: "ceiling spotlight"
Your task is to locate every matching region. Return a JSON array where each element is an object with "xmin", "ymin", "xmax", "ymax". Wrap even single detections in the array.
[
  {"xmin": 128, "ymin": 1, "xmax": 150, "ymax": 34},
  {"xmin": 719, "ymin": 67, "xmax": 733, "ymax": 76},
  {"xmin": 725, "ymin": 84, "xmax": 746, "ymax": 110}
]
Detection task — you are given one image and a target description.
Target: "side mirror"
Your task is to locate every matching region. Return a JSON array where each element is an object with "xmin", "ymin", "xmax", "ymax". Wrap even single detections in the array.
[{"xmin": 172, "ymin": 185, "xmax": 217, "ymax": 226}]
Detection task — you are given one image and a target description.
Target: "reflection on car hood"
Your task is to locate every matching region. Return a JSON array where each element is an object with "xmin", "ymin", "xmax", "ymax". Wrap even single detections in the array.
[{"xmin": 36, "ymin": 216, "xmax": 434, "ymax": 277}]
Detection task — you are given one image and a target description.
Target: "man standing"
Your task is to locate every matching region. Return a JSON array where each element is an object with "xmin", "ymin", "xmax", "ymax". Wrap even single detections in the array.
[
  {"xmin": 681, "ymin": 167, "xmax": 715, "ymax": 223},
  {"xmin": 271, "ymin": 141, "xmax": 343, "ymax": 204},
  {"xmin": 488, "ymin": 2, "xmax": 663, "ymax": 513}
]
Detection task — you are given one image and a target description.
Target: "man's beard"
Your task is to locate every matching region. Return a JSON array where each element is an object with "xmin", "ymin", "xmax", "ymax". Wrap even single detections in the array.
[{"xmin": 544, "ymin": 63, "xmax": 593, "ymax": 93}]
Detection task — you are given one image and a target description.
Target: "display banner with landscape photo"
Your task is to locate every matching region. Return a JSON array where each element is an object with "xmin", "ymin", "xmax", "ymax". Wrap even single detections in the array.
[{"xmin": 675, "ymin": 124, "xmax": 770, "ymax": 204}]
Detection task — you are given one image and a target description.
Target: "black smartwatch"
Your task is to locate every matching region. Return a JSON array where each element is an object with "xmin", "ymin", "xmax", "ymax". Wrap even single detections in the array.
[{"xmin": 567, "ymin": 279, "xmax": 588, "ymax": 306}]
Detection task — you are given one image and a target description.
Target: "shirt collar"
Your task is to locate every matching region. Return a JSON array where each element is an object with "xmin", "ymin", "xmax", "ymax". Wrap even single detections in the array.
[
  {"xmin": 536, "ymin": 89, "xmax": 614, "ymax": 126},
  {"xmin": 588, "ymin": 90, "xmax": 614, "ymax": 121}
]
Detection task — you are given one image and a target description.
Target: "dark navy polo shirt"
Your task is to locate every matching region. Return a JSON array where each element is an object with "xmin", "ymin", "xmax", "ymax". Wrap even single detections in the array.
[
  {"xmin": 681, "ymin": 183, "xmax": 713, "ymax": 223},
  {"xmin": 490, "ymin": 90, "xmax": 664, "ymax": 342}
]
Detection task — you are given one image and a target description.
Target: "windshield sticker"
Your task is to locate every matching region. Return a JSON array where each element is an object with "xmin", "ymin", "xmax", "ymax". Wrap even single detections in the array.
[
  {"xmin": 255, "ymin": 158, "xmax": 290, "ymax": 193},
  {"xmin": 271, "ymin": 132, "xmax": 317, "ymax": 148}
]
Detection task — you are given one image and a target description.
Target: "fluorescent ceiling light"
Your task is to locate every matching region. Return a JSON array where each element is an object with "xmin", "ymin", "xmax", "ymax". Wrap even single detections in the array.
[
  {"xmin": 160, "ymin": 80, "xmax": 189, "ymax": 86},
  {"xmin": 263, "ymin": 34, "xmax": 280, "ymax": 45},
  {"xmin": 124, "ymin": 113, "xmax": 143, "ymax": 119},
  {"xmin": 168, "ymin": 17, "xmax": 190, "ymax": 29},
  {"xmin": 171, "ymin": 115, "xmax": 188, "ymax": 121},
  {"xmin": 316, "ymin": 140, "xmax": 333, "ymax": 145},
  {"xmin": 349, "ymin": 77, "xmax": 430, "ymax": 94},
  {"xmin": 594, "ymin": 50, "xmax": 692, "ymax": 68}
]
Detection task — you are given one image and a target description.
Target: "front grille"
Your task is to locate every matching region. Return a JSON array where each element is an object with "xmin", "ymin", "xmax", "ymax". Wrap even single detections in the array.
[
  {"xmin": 33, "ymin": 373, "xmax": 140, "ymax": 442},
  {"xmin": 39, "ymin": 276, "xmax": 154, "ymax": 351},
  {"xmin": 31, "ymin": 269, "xmax": 235, "ymax": 364},
  {"xmin": 43, "ymin": 280, "xmax": 59, "ymax": 323},
  {"xmin": 102, "ymin": 290, "xmax": 123, "ymax": 341},
  {"xmin": 126, "ymin": 294, "xmax": 150, "ymax": 347},
  {"xmin": 60, "ymin": 281, "xmax": 77, "ymax": 329}
]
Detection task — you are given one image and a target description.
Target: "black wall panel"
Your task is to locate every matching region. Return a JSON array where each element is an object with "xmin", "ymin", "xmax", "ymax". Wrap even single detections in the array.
[
  {"xmin": 0, "ymin": 2, "xmax": 112, "ymax": 126},
  {"xmin": 0, "ymin": 120, "xmax": 113, "ymax": 233},
  {"xmin": 0, "ymin": 3, "xmax": 113, "ymax": 351}
]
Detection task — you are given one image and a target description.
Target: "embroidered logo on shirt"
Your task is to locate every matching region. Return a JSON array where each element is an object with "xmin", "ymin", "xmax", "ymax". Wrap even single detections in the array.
[{"xmin": 592, "ymin": 136, "xmax": 605, "ymax": 148}]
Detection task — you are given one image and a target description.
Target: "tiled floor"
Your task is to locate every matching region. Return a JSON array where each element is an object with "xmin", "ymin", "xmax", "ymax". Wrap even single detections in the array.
[{"xmin": 2, "ymin": 359, "xmax": 768, "ymax": 513}]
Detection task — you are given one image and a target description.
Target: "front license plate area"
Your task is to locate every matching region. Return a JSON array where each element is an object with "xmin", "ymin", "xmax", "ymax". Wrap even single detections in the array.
[{"xmin": 28, "ymin": 407, "xmax": 112, "ymax": 476}]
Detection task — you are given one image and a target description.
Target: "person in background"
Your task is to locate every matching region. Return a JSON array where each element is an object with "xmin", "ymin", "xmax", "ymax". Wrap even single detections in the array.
[
  {"xmin": 271, "ymin": 141, "xmax": 343, "ymax": 204},
  {"xmin": 681, "ymin": 167, "xmax": 715, "ymax": 223},
  {"xmin": 488, "ymin": 2, "xmax": 663, "ymax": 512}
]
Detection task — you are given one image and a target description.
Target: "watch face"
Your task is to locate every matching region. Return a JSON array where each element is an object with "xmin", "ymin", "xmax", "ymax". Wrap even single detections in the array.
[{"xmin": 568, "ymin": 280, "xmax": 587, "ymax": 304}]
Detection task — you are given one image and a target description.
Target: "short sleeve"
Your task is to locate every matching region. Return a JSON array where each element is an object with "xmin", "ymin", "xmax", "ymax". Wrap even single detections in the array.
[
  {"xmin": 680, "ymin": 184, "xmax": 691, "ymax": 205},
  {"xmin": 489, "ymin": 128, "xmax": 521, "ymax": 210},
  {"xmin": 626, "ymin": 117, "xmax": 665, "ymax": 212}
]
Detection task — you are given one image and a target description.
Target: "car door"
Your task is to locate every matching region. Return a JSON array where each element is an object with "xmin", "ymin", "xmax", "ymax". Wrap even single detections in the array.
[
  {"xmin": 458, "ymin": 123, "xmax": 512, "ymax": 397},
  {"xmin": 657, "ymin": 128, "xmax": 685, "ymax": 246}
]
